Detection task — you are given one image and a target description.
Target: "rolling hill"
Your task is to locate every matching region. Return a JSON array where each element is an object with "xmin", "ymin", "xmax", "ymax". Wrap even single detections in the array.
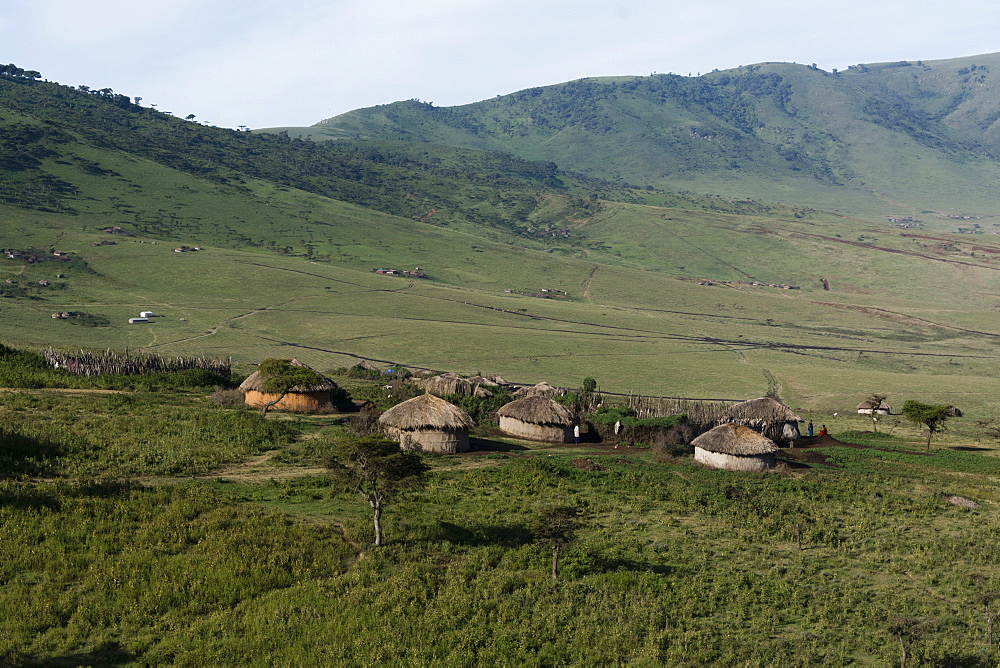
[
  {"xmin": 272, "ymin": 53, "xmax": 1000, "ymax": 221},
  {"xmin": 0, "ymin": 64, "xmax": 997, "ymax": 426}
]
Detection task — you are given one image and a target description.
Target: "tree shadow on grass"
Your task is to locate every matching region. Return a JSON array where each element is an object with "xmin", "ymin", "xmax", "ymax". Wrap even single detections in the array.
[
  {"xmin": 430, "ymin": 520, "xmax": 534, "ymax": 547},
  {"xmin": 468, "ymin": 437, "xmax": 528, "ymax": 452},
  {"xmin": 573, "ymin": 554, "xmax": 674, "ymax": 577},
  {"xmin": 0, "ymin": 429, "xmax": 64, "ymax": 478},
  {"xmin": 16, "ymin": 641, "xmax": 134, "ymax": 667},
  {"xmin": 0, "ymin": 479, "xmax": 140, "ymax": 511}
]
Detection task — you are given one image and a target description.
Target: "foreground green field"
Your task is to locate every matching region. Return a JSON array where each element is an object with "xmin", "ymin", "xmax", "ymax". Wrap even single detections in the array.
[{"xmin": 2, "ymin": 373, "xmax": 1000, "ymax": 665}]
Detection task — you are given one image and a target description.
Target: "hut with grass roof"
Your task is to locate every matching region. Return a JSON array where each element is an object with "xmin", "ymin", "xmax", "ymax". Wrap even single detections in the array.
[
  {"xmin": 716, "ymin": 397, "xmax": 803, "ymax": 445},
  {"xmin": 693, "ymin": 423, "xmax": 779, "ymax": 472},
  {"xmin": 512, "ymin": 381, "xmax": 562, "ymax": 399},
  {"xmin": 497, "ymin": 395, "xmax": 577, "ymax": 442},
  {"xmin": 238, "ymin": 358, "xmax": 340, "ymax": 413},
  {"xmin": 412, "ymin": 372, "xmax": 496, "ymax": 398},
  {"xmin": 377, "ymin": 393, "xmax": 475, "ymax": 453}
]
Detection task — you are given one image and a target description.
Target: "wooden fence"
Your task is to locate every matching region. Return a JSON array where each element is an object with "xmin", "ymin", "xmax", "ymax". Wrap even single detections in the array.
[{"xmin": 44, "ymin": 347, "xmax": 231, "ymax": 377}]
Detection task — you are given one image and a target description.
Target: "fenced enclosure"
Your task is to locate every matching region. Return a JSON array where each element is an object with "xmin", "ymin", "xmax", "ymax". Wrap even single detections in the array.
[{"xmin": 43, "ymin": 347, "xmax": 231, "ymax": 378}]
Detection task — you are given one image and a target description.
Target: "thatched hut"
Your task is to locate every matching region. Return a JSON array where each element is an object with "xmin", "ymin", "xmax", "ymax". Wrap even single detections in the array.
[
  {"xmin": 377, "ymin": 393, "xmax": 475, "ymax": 453},
  {"xmin": 857, "ymin": 399, "xmax": 892, "ymax": 415},
  {"xmin": 512, "ymin": 381, "xmax": 563, "ymax": 399},
  {"xmin": 497, "ymin": 395, "xmax": 576, "ymax": 442},
  {"xmin": 716, "ymin": 397, "xmax": 803, "ymax": 445},
  {"xmin": 692, "ymin": 423, "xmax": 779, "ymax": 472},
  {"xmin": 412, "ymin": 372, "xmax": 496, "ymax": 398},
  {"xmin": 239, "ymin": 358, "xmax": 339, "ymax": 413}
]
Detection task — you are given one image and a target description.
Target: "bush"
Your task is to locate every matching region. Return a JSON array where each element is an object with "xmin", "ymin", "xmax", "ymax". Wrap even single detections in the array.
[{"xmin": 209, "ymin": 388, "xmax": 246, "ymax": 407}]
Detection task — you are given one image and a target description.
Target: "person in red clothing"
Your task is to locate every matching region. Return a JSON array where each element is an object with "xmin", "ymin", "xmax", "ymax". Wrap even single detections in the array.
[{"xmin": 818, "ymin": 424, "xmax": 828, "ymax": 436}]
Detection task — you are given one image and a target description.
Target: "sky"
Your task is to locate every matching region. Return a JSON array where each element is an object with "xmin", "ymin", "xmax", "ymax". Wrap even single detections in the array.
[{"xmin": 2, "ymin": 0, "xmax": 999, "ymax": 130}]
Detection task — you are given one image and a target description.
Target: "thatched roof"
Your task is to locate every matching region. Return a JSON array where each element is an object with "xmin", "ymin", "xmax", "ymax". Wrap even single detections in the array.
[
  {"xmin": 717, "ymin": 397, "xmax": 802, "ymax": 424},
  {"xmin": 497, "ymin": 395, "xmax": 576, "ymax": 426},
  {"xmin": 466, "ymin": 375, "xmax": 500, "ymax": 387},
  {"xmin": 412, "ymin": 372, "xmax": 494, "ymax": 398},
  {"xmin": 238, "ymin": 358, "xmax": 337, "ymax": 393},
  {"xmin": 692, "ymin": 423, "xmax": 779, "ymax": 456},
  {"xmin": 378, "ymin": 393, "xmax": 475, "ymax": 431},
  {"xmin": 856, "ymin": 399, "xmax": 892, "ymax": 411},
  {"xmin": 512, "ymin": 381, "xmax": 562, "ymax": 399},
  {"xmin": 355, "ymin": 360, "xmax": 381, "ymax": 371}
]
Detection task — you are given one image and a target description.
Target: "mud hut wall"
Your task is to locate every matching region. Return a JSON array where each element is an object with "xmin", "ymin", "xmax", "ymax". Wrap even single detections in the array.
[
  {"xmin": 499, "ymin": 416, "xmax": 572, "ymax": 443},
  {"xmin": 694, "ymin": 448, "xmax": 775, "ymax": 472},
  {"xmin": 244, "ymin": 389, "xmax": 332, "ymax": 413},
  {"xmin": 386, "ymin": 427, "xmax": 470, "ymax": 454},
  {"xmin": 781, "ymin": 422, "xmax": 801, "ymax": 442}
]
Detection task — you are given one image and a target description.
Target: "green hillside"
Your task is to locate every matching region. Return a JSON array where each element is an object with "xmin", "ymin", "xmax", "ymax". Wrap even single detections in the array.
[
  {"xmin": 0, "ymin": 65, "xmax": 997, "ymax": 427},
  {"xmin": 278, "ymin": 53, "xmax": 1000, "ymax": 220}
]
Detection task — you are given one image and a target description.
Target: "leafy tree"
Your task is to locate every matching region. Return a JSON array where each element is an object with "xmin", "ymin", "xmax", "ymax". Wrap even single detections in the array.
[
  {"xmin": 326, "ymin": 437, "xmax": 428, "ymax": 546},
  {"xmin": 531, "ymin": 504, "xmax": 584, "ymax": 580},
  {"xmin": 256, "ymin": 358, "xmax": 324, "ymax": 416},
  {"xmin": 887, "ymin": 617, "xmax": 937, "ymax": 668},
  {"xmin": 901, "ymin": 400, "xmax": 954, "ymax": 450},
  {"xmin": 866, "ymin": 392, "xmax": 889, "ymax": 433}
]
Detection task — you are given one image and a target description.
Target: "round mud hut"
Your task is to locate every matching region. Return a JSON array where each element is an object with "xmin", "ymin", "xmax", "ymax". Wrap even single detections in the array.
[
  {"xmin": 692, "ymin": 423, "xmax": 779, "ymax": 472},
  {"xmin": 497, "ymin": 395, "xmax": 576, "ymax": 443},
  {"xmin": 239, "ymin": 358, "xmax": 340, "ymax": 413},
  {"xmin": 377, "ymin": 393, "xmax": 475, "ymax": 453},
  {"xmin": 716, "ymin": 397, "xmax": 803, "ymax": 445}
]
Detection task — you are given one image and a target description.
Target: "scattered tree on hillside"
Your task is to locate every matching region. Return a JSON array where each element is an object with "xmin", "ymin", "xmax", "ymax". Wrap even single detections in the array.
[
  {"xmin": 887, "ymin": 617, "xmax": 937, "ymax": 668},
  {"xmin": 257, "ymin": 358, "xmax": 325, "ymax": 416},
  {"xmin": 901, "ymin": 400, "xmax": 954, "ymax": 450},
  {"xmin": 866, "ymin": 392, "xmax": 889, "ymax": 433},
  {"xmin": 531, "ymin": 504, "xmax": 585, "ymax": 580},
  {"xmin": 326, "ymin": 437, "xmax": 428, "ymax": 547}
]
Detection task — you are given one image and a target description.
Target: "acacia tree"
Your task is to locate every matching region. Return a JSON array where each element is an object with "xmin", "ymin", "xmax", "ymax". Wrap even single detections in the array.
[
  {"xmin": 326, "ymin": 437, "xmax": 428, "ymax": 547},
  {"xmin": 865, "ymin": 393, "xmax": 889, "ymax": 433},
  {"xmin": 531, "ymin": 505, "xmax": 584, "ymax": 580},
  {"xmin": 888, "ymin": 617, "xmax": 937, "ymax": 668},
  {"xmin": 901, "ymin": 400, "xmax": 953, "ymax": 450},
  {"xmin": 256, "ymin": 358, "xmax": 324, "ymax": 416}
]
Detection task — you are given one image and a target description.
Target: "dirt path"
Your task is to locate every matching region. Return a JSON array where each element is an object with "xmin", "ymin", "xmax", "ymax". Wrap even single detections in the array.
[{"xmin": 197, "ymin": 450, "xmax": 327, "ymax": 482}]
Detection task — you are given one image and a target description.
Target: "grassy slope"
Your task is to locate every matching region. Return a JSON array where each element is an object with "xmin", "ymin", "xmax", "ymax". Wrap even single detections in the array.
[{"xmin": 282, "ymin": 54, "xmax": 1000, "ymax": 221}]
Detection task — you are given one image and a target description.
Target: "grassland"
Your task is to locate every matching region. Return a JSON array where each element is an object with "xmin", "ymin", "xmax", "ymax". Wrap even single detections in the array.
[
  {"xmin": 2, "ymin": 369, "xmax": 1000, "ymax": 665},
  {"xmin": 4, "ymin": 187, "xmax": 997, "ymax": 430}
]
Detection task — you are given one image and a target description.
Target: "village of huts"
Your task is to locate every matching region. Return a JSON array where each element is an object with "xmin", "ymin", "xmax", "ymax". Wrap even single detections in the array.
[{"xmin": 236, "ymin": 363, "xmax": 848, "ymax": 471}]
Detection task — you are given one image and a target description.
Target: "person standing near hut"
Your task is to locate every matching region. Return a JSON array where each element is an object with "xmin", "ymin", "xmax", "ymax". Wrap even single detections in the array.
[
  {"xmin": 807, "ymin": 421, "xmax": 814, "ymax": 437},
  {"xmin": 573, "ymin": 424, "xmax": 580, "ymax": 444}
]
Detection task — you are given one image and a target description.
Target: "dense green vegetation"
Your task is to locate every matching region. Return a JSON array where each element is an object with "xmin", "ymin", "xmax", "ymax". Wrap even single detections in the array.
[{"xmin": 2, "ymin": 360, "xmax": 1000, "ymax": 664}]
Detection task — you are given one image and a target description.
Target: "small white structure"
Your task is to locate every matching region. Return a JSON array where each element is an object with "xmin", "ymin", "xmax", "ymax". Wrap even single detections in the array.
[
  {"xmin": 128, "ymin": 317, "xmax": 149, "ymax": 324},
  {"xmin": 139, "ymin": 311, "xmax": 153, "ymax": 318},
  {"xmin": 856, "ymin": 399, "xmax": 891, "ymax": 415}
]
